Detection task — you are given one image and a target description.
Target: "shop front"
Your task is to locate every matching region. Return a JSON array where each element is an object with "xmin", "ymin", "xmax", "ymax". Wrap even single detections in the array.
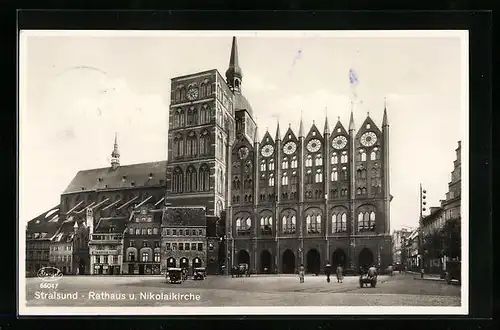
[{"xmin": 127, "ymin": 263, "xmax": 161, "ymax": 275}]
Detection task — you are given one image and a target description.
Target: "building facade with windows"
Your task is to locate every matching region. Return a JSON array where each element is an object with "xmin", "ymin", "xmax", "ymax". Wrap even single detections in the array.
[
  {"xmin": 25, "ymin": 206, "xmax": 61, "ymax": 276},
  {"xmin": 122, "ymin": 205, "xmax": 163, "ymax": 275},
  {"xmin": 164, "ymin": 37, "xmax": 393, "ymax": 275},
  {"xmin": 391, "ymin": 228, "xmax": 412, "ymax": 266},
  {"xmin": 160, "ymin": 207, "xmax": 207, "ymax": 273}
]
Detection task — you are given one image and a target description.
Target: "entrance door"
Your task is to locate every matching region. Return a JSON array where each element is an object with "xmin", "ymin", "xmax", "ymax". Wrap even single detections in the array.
[
  {"xmin": 332, "ymin": 248, "xmax": 347, "ymax": 268},
  {"xmin": 129, "ymin": 264, "xmax": 135, "ymax": 275},
  {"xmin": 306, "ymin": 249, "xmax": 321, "ymax": 275},
  {"xmin": 237, "ymin": 250, "xmax": 250, "ymax": 265},
  {"xmin": 139, "ymin": 264, "xmax": 145, "ymax": 275},
  {"xmin": 282, "ymin": 249, "xmax": 295, "ymax": 274},
  {"xmin": 260, "ymin": 250, "xmax": 272, "ymax": 273},
  {"xmin": 358, "ymin": 248, "xmax": 374, "ymax": 270},
  {"xmin": 78, "ymin": 258, "xmax": 86, "ymax": 275}
]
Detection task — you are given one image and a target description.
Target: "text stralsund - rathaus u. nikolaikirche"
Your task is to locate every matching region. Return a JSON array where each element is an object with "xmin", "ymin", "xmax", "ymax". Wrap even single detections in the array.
[
  {"xmin": 165, "ymin": 37, "xmax": 392, "ymax": 274},
  {"xmin": 26, "ymin": 36, "xmax": 393, "ymax": 276}
]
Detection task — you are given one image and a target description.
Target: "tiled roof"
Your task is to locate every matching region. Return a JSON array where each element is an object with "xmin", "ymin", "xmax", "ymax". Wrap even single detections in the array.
[
  {"xmin": 95, "ymin": 217, "xmax": 127, "ymax": 233},
  {"xmin": 162, "ymin": 206, "xmax": 206, "ymax": 227},
  {"xmin": 62, "ymin": 161, "xmax": 167, "ymax": 194},
  {"xmin": 26, "ymin": 205, "xmax": 62, "ymax": 240},
  {"xmin": 52, "ymin": 218, "xmax": 87, "ymax": 243}
]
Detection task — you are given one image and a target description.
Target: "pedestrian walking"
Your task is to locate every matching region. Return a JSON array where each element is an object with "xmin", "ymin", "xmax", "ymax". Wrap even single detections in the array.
[
  {"xmin": 299, "ymin": 264, "xmax": 305, "ymax": 283},
  {"xmin": 336, "ymin": 264, "xmax": 344, "ymax": 283},
  {"xmin": 325, "ymin": 263, "xmax": 332, "ymax": 283}
]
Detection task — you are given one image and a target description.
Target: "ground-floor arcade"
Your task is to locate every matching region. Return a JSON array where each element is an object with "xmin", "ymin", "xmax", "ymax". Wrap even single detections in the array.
[{"xmin": 229, "ymin": 236, "xmax": 392, "ymax": 274}]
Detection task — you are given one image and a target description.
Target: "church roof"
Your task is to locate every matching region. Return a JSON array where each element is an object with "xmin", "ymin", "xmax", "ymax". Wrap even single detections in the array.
[
  {"xmin": 63, "ymin": 161, "xmax": 167, "ymax": 194},
  {"xmin": 162, "ymin": 206, "xmax": 206, "ymax": 227},
  {"xmin": 26, "ymin": 205, "xmax": 62, "ymax": 240},
  {"xmin": 234, "ymin": 93, "xmax": 253, "ymax": 117}
]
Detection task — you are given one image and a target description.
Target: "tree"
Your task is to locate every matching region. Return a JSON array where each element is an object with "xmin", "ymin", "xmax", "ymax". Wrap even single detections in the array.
[
  {"xmin": 423, "ymin": 229, "xmax": 443, "ymax": 260},
  {"xmin": 441, "ymin": 217, "xmax": 461, "ymax": 259}
]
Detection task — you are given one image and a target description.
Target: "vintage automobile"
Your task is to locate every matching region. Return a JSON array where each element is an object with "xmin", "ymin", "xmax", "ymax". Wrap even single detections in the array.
[
  {"xmin": 359, "ymin": 269, "xmax": 378, "ymax": 288},
  {"xmin": 166, "ymin": 268, "xmax": 183, "ymax": 284},
  {"xmin": 231, "ymin": 263, "xmax": 250, "ymax": 277},
  {"xmin": 444, "ymin": 260, "xmax": 461, "ymax": 285},
  {"xmin": 193, "ymin": 267, "xmax": 207, "ymax": 280}
]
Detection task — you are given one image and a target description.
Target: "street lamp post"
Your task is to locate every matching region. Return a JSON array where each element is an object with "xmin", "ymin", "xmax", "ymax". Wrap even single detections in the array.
[{"xmin": 419, "ymin": 184, "xmax": 427, "ymax": 278}]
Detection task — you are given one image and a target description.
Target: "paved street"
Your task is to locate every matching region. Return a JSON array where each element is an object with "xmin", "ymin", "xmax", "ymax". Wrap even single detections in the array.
[{"xmin": 25, "ymin": 273, "xmax": 461, "ymax": 307}]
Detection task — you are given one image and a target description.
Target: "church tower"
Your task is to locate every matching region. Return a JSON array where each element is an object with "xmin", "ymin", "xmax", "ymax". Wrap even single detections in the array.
[{"xmin": 111, "ymin": 132, "xmax": 120, "ymax": 170}]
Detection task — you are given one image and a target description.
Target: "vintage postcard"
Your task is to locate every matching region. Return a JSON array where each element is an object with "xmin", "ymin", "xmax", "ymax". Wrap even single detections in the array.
[{"xmin": 18, "ymin": 30, "xmax": 468, "ymax": 315}]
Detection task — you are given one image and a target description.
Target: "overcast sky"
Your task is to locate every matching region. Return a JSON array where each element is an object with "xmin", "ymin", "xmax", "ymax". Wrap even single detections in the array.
[{"xmin": 19, "ymin": 31, "xmax": 466, "ymax": 231}]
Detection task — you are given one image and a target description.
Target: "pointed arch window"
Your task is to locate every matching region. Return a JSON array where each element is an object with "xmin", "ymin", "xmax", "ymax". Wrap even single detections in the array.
[
  {"xmin": 315, "ymin": 169, "xmax": 323, "ymax": 183},
  {"xmin": 331, "ymin": 153, "xmax": 338, "ymax": 164},
  {"xmin": 315, "ymin": 154, "xmax": 323, "ymax": 166},
  {"xmin": 268, "ymin": 174, "xmax": 275, "ymax": 187},
  {"xmin": 332, "ymin": 213, "xmax": 347, "ymax": 233},
  {"xmin": 358, "ymin": 149, "xmax": 367, "ymax": 161},
  {"xmin": 199, "ymin": 131, "xmax": 210, "ymax": 155},
  {"xmin": 341, "ymin": 151, "xmax": 348, "ymax": 163},
  {"xmin": 236, "ymin": 217, "xmax": 251, "ymax": 236},
  {"xmin": 282, "ymin": 214, "xmax": 296, "ymax": 234},
  {"xmin": 179, "ymin": 109, "xmax": 185, "ymax": 127},
  {"xmin": 233, "ymin": 176, "xmax": 241, "ymax": 189},
  {"xmin": 260, "ymin": 160, "xmax": 266, "ymax": 172},
  {"xmin": 174, "ymin": 110, "xmax": 181, "ymax": 128},
  {"xmin": 306, "ymin": 169, "xmax": 313, "ymax": 184},
  {"xmin": 331, "ymin": 168, "xmax": 338, "ymax": 181},
  {"xmin": 291, "ymin": 156, "xmax": 298, "ymax": 168},
  {"xmin": 306, "ymin": 212, "xmax": 322, "ymax": 234},
  {"xmin": 187, "ymin": 132, "xmax": 198, "ymax": 157},
  {"xmin": 172, "ymin": 167, "xmax": 184, "ymax": 193},
  {"xmin": 269, "ymin": 159, "xmax": 275, "ymax": 171},
  {"xmin": 260, "ymin": 216, "xmax": 273, "ymax": 235},
  {"xmin": 342, "ymin": 166, "xmax": 348, "ymax": 180},
  {"xmin": 291, "ymin": 171, "xmax": 298, "ymax": 185},
  {"xmin": 186, "ymin": 166, "xmax": 197, "ymax": 192},
  {"xmin": 244, "ymin": 176, "xmax": 253, "ymax": 189},
  {"xmin": 179, "ymin": 88, "xmax": 186, "ymax": 102},
  {"xmin": 282, "ymin": 157, "xmax": 289, "ymax": 169},
  {"xmin": 199, "ymin": 164, "xmax": 210, "ymax": 191},
  {"xmin": 306, "ymin": 154, "xmax": 313, "ymax": 167},
  {"xmin": 281, "ymin": 172, "xmax": 289, "ymax": 186},
  {"xmin": 357, "ymin": 210, "xmax": 376, "ymax": 232}
]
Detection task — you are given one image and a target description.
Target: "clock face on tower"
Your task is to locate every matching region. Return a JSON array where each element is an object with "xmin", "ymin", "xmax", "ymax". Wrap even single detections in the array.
[
  {"xmin": 307, "ymin": 139, "xmax": 321, "ymax": 153},
  {"xmin": 283, "ymin": 141, "xmax": 297, "ymax": 155},
  {"xmin": 360, "ymin": 132, "xmax": 377, "ymax": 147},
  {"xmin": 187, "ymin": 87, "xmax": 199, "ymax": 100},
  {"xmin": 332, "ymin": 135, "xmax": 348, "ymax": 150},
  {"xmin": 261, "ymin": 144, "xmax": 274, "ymax": 158}
]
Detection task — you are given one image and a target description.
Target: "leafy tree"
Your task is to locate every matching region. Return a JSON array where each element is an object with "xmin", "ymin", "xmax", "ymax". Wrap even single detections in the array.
[{"xmin": 441, "ymin": 217, "xmax": 461, "ymax": 259}]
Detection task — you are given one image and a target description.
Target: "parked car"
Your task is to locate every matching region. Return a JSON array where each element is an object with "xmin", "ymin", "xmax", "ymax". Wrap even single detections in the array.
[{"xmin": 193, "ymin": 267, "xmax": 206, "ymax": 280}]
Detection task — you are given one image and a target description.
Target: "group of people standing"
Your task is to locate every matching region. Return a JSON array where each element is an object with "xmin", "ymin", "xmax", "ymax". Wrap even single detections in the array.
[{"xmin": 298, "ymin": 263, "xmax": 344, "ymax": 283}]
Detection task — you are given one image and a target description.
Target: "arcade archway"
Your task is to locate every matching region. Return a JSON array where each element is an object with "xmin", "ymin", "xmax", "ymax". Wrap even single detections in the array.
[
  {"xmin": 358, "ymin": 248, "xmax": 374, "ymax": 270},
  {"xmin": 282, "ymin": 249, "xmax": 295, "ymax": 274},
  {"xmin": 332, "ymin": 248, "xmax": 347, "ymax": 268},
  {"xmin": 180, "ymin": 257, "xmax": 189, "ymax": 269},
  {"xmin": 237, "ymin": 250, "xmax": 250, "ymax": 265},
  {"xmin": 306, "ymin": 249, "xmax": 321, "ymax": 275},
  {"xmin": 166, "ymin": 257, "xmax": 176, "ymax": 268},
  {"xmin": 260, "ymin": 250, "xmax": 272, "ymax": 273},
  {"xmin": 192, "ymin": 257, "xmax": 202, "ymax": 268}
]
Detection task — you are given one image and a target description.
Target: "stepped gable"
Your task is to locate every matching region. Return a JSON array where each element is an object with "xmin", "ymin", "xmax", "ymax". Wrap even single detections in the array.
[
  {"xmin": 162, "ymin": 206, "xmax": 206, "ymax": 227},
  {"xmin": 63, "ymin": 160, "xmax": 167, "ymax": 194},
  {"xmin": 26, "ymin": 205, "xmax": 62, "ymax": 239}
]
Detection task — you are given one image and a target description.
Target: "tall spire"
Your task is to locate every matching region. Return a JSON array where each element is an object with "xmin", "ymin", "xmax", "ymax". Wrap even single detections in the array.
[
  {"xmin": 382, "ymin": 97, "xmax": 389, "ymax": 127},
  {"xmin": 225, "ymin": 36, "xmax": 243, "ymax": 93},
  {"xmin": 111, "ymin": 132, "xmax": 120, "ymax": 169},
  {"xmin": 349, "ymin": 109, "xmax": 355, "ymax": 131},
  {"xmin": 324, "ymin": 107, "xmax": 330, "ymax": 134},
  {"xmin": 275, "ymin": 118, "xmax": 281, "ymax": 141},
  {"xmin": 299, "ymin": 110, "xmax": 304, "ymax": 137}
]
